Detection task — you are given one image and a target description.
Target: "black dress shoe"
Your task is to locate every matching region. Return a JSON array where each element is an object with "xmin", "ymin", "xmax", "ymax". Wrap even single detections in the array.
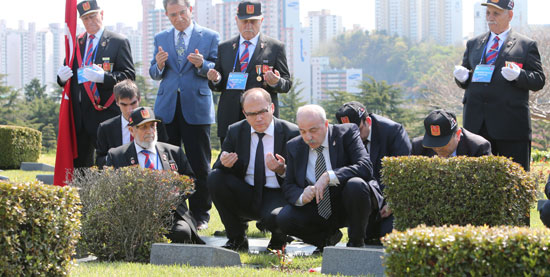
[
  {"xmin": 326, "ymin": 229, "xmax": 343, "ymax": 247},
  {"xmin": 213, "ymin": 229, "xmax": 226, "ymax": 236},
  {"xmin": 346, "ymin": 241, "xmax": 366, "ymax": 248},
  {"xmin": 222, "ymin": 238, "xmax": 249, "ymax": 252}
]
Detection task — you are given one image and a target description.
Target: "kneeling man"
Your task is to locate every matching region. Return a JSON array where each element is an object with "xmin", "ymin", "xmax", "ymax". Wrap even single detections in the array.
[
  {"xmin": 412, "ymin": 109, "xmax": 491, "ymax": 157},
  {"xmin": 207, "ymin": 88, "xmax": 299, "ymax": 251},
  {"xmin": 277, "ymin": 104, "xmax": 380, "ymax": 252},
  {"xmin": 106, "ymin": 107, "xmax": 203, "ymax": 244}
]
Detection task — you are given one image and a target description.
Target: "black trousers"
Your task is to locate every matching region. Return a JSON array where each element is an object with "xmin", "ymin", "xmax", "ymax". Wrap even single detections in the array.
[
  {"xmin": 276, "ymin": 177, "xmax": 371, "ymax": 247},
  {"xmin": 74, "ymin": 129, "xmax": 95, "ymax": 168},
  {"xmin": 166, "ymin": 211, "xmax": 204, "ymax": 244},
  {"xmin": 207, "ymin": 168, "xmax": 287, "ymax": 241},
  {"xmin": 165, "ymin": 94, "xmax": 212, "ymax": 224},
  {"xmin": 479, "ymin": 122, "xmax": 531, "ymax": 171}
]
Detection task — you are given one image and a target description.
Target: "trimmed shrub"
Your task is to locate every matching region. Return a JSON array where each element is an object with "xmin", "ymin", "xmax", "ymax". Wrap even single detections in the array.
[
  {"xmin": 0, "ymin": 181, "xmax": 81, "ymax": 276},
  {"xmin": 69, "ymin": 166, "xmax": 195, "ymax": 262},
  {"xmin": 383, "ymin": 225, "xmax": 550, "ymax": 276},
  {"xmin": 381, "ymin": 156, "xmax": 536, "ymax": 231},
  {"xmin": 0, "ymin": 125, "xmax": 41, "ymax": 169}
]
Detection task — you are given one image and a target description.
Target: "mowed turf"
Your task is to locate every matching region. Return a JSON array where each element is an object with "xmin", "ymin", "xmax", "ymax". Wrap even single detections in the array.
[{"xmin": 4, "ymin": 152, "xmax": 549, "ymax": 275}]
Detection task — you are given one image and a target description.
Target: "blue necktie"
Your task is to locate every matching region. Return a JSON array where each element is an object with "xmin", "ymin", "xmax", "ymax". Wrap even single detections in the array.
[
  {"xmin": 176, "ymin": 31, "xmax": 186, "ymax": 65},
  {"xmin": 141, "ymin": 150, "xmax": 155, "ymax": 169}
]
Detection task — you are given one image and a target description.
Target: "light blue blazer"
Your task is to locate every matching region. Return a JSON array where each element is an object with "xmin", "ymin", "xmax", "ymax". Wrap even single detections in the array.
[{"xmin": 149, "ymin": 23, "xmax": 220, "ymax": 125}]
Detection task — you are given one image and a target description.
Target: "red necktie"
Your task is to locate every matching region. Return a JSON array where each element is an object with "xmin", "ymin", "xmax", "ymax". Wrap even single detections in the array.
[{"xmin": 141, "ymin": 150, "xmax": 155, "ymax": 169}]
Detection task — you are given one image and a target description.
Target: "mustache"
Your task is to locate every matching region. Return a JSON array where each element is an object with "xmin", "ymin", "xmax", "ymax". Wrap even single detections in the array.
[{"xmin": 487, "ymin": 21, "xmax": 496, "ymax": 25}]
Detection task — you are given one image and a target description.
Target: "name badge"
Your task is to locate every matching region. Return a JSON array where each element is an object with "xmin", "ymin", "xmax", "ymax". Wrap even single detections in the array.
[
  {"xmin": 472, "ymin": 64, "xmax": 495, "ymax": 83},
  {"xmin": 226, "ymin": 72, "xmax": 248, "ymax": 90},
  {"xmin": 77, "ymin": 66, "xmax": 93, "ymax": 84}
]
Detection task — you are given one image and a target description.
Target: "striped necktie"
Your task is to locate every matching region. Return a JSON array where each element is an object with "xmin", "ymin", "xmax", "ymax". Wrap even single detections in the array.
[
  {"xmin": 141, "ymin": 150, "xmax": 155, "ymax": 169},
  {"xmin": 485, "ymin": 36, "xmax": 500, "ymax": 65},
  {"xmin": 240, "ymin": 41, "xmax": 251, "ymax": 72},
  {"xmin": 85, "ymin": 34, "xmax": 100, "ymax": 102},
  {"xmin": 315, "ymin": 146, "xmax": 332, "ymax": 219}
]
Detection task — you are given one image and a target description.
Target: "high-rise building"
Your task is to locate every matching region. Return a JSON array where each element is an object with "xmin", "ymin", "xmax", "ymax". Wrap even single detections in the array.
[
  {"xmin": 310, "ymin": 56, "xmax": 361, "ymax": 103},
  {"xmin": 141, "ymin": 0, "xmax": 171, "ymax": 80},
  {"xmin": 306, "ymin": 9, "xmax": 343, "ymax": 51},
  {"xmin": 473, "ymin": 0, "xmax": 528, "ymax": 37},
  {"xmin": 375, "ymin": 0, "xmax": 462, "ymax": 46}
]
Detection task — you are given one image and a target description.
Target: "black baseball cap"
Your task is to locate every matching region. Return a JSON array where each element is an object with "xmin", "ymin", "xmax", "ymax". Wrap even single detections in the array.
[
  {"xmin": 128, "ymin": 107, "xmax": 161, "ymax": 127},
  {"xmin": 237, "ymin": 1, "xmax": 263, "ymax": 20},
  {"xmin": 77, "ymin": 0, "xmax": 101, "ymax": 17},
  {"xmin": 335, "ymin": 101, "xmax": 367, "ymax": 126},
  {"xmin": 481, "ymin": 0, "xmax": 514, "ymax": 10},
  {"xmin": 422, "ymin": 109, "xmax": 458, "ymax": 148}
]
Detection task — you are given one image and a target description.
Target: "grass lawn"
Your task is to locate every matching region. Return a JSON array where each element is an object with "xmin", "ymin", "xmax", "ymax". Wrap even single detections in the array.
[{"xmin": 4, "ymin": 152, "xmax": 549, "ymax": 275}]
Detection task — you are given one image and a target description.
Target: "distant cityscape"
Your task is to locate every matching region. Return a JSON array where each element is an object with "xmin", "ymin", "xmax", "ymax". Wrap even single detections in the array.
[{"xmin": 0, "ymin": 0, "xmax": 533, "ymax": 104}]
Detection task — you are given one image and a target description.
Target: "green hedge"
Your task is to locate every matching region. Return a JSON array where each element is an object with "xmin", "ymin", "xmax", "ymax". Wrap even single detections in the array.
[
  {"xmin": 0, "ymin": 125, "xmax": 41, "ymax": 169},
  {"xmin": 381, "ymin": 156, "xmax": 536, "ymax": 231},
  {"xmin": 0, "ymin": 181, "xmax": 81, "ymax": 276},
  {"xmin": 383, "ymin": 225, "xmax": 550, "ymax": 276},
  {"xmin": 70, "ymin": 167, "xmax": 195, "ymax": 262}
]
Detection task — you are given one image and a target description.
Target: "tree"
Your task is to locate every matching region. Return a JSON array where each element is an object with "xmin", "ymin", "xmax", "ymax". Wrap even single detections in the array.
[
  {"xmin": 320, "ymin": 90, "xmax": 356, "ymax": 123},
  {"xmin": 278, "ymin": 78, "xmax": 306, "ymax": 123},
  {"xmin": 24, "ymin": 78, "xmax": 47, "ymax": 102}
]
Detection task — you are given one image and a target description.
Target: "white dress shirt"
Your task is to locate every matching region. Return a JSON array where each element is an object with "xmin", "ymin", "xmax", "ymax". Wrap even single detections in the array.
[
  {"xmin": 244, "ymin": 120, "xmax": 280, "ymax": 188},
  {"xmin": 121, "ymin": 116, "xmax": 131, "ymax": 145},
  {"xmin": 239, "ymin": 32, "xmax": 260, "ymax": 63},
  {"xmin": 296, "ymin": 130, "xmax": 339, "ymax": 206}
]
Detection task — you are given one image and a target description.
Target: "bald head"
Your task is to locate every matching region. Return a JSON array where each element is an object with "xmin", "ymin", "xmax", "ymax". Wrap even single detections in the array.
[{"xmin": 296, "ymin": 105, "xmax": 328, "ymax": 149}]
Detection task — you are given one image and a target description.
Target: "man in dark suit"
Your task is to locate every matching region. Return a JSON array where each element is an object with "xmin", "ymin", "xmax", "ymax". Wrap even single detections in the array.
[
  {"xmin": 95, "ymin": 80, "xmax": 168, "ymax": 167},
  {"xmin": 207, "ymin": 88, "xmax": 299, "ymax": 251},
  {"xmin": 149, "ymin": 0, "xmax": 220, "ymax": 229},
  {"xmin": 207, "ymin": 1, "xmax": 291, "ymax": 143},
  {"xmin": 412, "ymin": 109, "xmax": 492, "ymax": 158},
  {"xmin": 277, "ymin": 105, "xmax": 380, "ymax": 252},
  {"xmin": 106, "ymin": 107, "xmax": 203, "ymax": 244},
  {"xmin": 540, "ymin": 175, "xmax": 550, "ymax": 228},
  {"xmin": 453, "ymin": 0, "xmax": 545, "ymax": 171},
  {"xmin": 57, "ymin": 0, "xmax": 135, "ymax": 168},
  {"xmin": 335, "ymin": 101, "xmax": 411, "ymax": 243}
]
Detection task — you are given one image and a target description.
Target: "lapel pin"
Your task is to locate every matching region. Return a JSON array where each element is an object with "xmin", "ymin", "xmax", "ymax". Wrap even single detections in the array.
[
  {"xmin": 101, "ymin": 41, "xmax": 106, "ymax": 47},
  {"xmin": 162, "ymin": 154, "xmax": 168, "ymax": 161},
  {"xmin": 333, "ymin": 141, "xmax": 336, "ymax": 146},
  {"xmin": 130, "ymin": 157, "xmax": 135, "ymax": 165},
  {"xmin": 232, "ymin": 43, "xmax": 237, "ymax": 49},
  {"xmin": 260, "ymin": 42, "xmax": 265, "ymax": 49}
]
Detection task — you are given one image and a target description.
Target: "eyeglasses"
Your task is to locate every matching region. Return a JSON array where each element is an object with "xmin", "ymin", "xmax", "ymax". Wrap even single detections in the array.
[{"xmin": 243, "ymin": 107, "xmax": 270, "ymax": 117}]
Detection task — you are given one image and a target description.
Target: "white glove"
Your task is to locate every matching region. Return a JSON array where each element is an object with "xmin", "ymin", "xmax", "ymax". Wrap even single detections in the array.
[
  {"xmin": 453, "ymin": 65, "xmax": 469, "ymax": 83},
  {"xmin": 57, "ymin": 65, "xmax": 73, "ymax": 83},
  {"xmin": 83, "ymin": 64, "xmax": 105, "ymax": 83},
  {"xmin": 501, "ymin": 62, "xmax": 521, "ymax": 81}
]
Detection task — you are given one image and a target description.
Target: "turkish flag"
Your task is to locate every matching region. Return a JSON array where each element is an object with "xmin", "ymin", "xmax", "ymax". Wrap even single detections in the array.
[{"xmin": 53, "ymin": 0, "xmax": 78, "ymax": 186}]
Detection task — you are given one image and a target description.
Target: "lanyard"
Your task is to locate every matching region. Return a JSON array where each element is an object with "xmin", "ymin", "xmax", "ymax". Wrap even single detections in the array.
[
  {"xmin": 232, "ymin": 43, "xmax": 242, "ymax": 72},
  {"xmin": 81, "ymin": 36, "xmax": 100, "ymax": 67}
]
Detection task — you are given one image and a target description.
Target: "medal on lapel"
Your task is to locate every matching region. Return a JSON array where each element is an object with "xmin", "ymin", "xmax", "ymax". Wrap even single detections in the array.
[{"xmin": 256, "ymin": 65, "xmax": 262, "ymax": 82}]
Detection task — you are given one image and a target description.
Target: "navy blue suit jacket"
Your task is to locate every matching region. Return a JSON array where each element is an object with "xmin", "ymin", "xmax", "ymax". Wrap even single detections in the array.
[
  {"xmin": 149, "ymin": 23, "xmax": 220, "ymax": 125},
  {"xmin": 282, "ymin": 124, "xmax": 380, "ymax": 206},
  {"xmin": 368, "ymin": 114, "xmax": 411, "ymax": 183}
]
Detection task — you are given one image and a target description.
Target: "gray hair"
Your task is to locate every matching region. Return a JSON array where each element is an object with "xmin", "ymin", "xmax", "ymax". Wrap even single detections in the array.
[{"xmin": 297, "ymin": 104, "xmax": 327, "ymax": 122}]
